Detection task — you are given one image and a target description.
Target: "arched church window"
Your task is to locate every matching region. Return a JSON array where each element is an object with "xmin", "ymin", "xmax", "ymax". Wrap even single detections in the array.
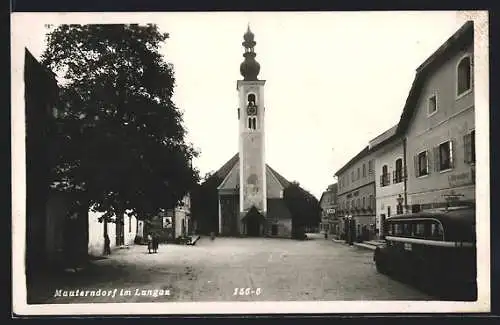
[
  {"xmin": 252, "ymin": 117, "xmax": 257, "ymax": 129},
  {"xmin": 248, "ymin": 117, "xmax": 252, "ymax": 129}
]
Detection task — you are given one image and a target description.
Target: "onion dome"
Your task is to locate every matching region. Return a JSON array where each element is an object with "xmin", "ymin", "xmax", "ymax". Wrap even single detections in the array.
[{"xmin": 240, "ymin": 25, "xmax": 260, "ymax": 81}]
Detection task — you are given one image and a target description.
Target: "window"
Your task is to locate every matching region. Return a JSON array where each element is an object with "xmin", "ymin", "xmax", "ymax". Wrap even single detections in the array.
[
  {"xmin": 403, "ymin": 223, "xmax": 411, "ymax": 236},
  {"xmin": 351, "ymin": 171, "xmax": 354, "ymax": 182},
  {"xmin": 436, "ymin": 140, "xmax": 454, "ymax": 171},
  {"xmin": 428, "ymin": 94, "xmax": 437, "ymax": 115},
  {"xmin": 362, "ymin": 164, "xmax": 366, "ymax": 177},
  {"xmin": 368, "ymin": 160, "xmax": 374, "ymax": 175},
  {"xmin": 356, "ymin": 198, "xmax": 360, "ymax": 209},
  {"xmin": 248, "ymin": 117, "xmax": 257, "ymax": 130},
  {"xmin": 362, "ymin": 197, "xmax": 366, "ymax": 209},
  {"xmin": 247, "ymin": 93, "xmax": 256, "ymax": 105},
  {"xmin": 394, "ymin": 158, "xmax": 403, "ymax": 183},
  {"xmin": 369, "ymin": 195, "xmax": 374, "ymax": 210},
  {"xmin": 380, "ymin": 165, "xmax": 390, "ymax": 186},
  {"xmin": 457, "ymin": 56, "xmax": 472, "ymax": 97},
  {"xmin": 415, "ymin": 151, "xmax": 429, "ymax": 177},
  {"xmin": 412, "ymin": 223, "xmax": 426, "ymax": 238},
  {"xmin": 357, "ymin": 168, "xmax": 360, "ymax": 180},
  {"xmin": 394, "ymin": 223, "xmax": 403, "ymax": 236},
  {"xmin": 464, "ymin": 130, "xmax": 475, "ymax": 164},
  {"xmin": 430, "ymin": 222, "xmax": 444, "ymax": 240}
]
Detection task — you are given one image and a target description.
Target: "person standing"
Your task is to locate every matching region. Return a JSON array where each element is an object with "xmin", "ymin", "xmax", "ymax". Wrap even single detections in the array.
[
  {"xmin": 153, "ymin": 234, "xmax": 159, "ymax": 253},
  {"xmin": 147, "ymin": 233, "xmax": 153, "ymax": 254},
  {"xmin": 104, "ymin": 233, "xmax": 111, "ymax": 255}
]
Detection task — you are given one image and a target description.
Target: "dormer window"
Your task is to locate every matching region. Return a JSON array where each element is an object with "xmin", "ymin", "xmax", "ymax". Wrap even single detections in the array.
[{"xmin": 457, "ymin": 55, "xmax": 472, "ymax": 98}]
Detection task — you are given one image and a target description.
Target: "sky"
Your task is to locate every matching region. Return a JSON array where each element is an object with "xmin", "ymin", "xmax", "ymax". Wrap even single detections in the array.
[{"xmin": 14, "ymin": 11, "xmax": 475, "ymax": 199}]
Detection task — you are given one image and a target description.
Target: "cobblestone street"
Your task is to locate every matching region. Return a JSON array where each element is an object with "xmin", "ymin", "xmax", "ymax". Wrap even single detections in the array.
[{"xmin": 28, "ymin": 235, "xmax": 432, "ymax": 304}]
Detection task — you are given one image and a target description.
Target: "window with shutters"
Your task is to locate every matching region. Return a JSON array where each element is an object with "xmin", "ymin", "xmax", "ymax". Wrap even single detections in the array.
[
  {"xmin": 362, "ymin": 197, "xmax": 366, "ymax": 209},
  {"xmin": 394, "ymin": 158, "xmax": 403, "ymax": 183},
  {"xmin": 437, "ymin": 140, "xmax": 454, "ymax": 171},
  {"xmin": 362, "ymin": 164, "xmax": 366, "ymax": 177},
  {"xmin": 464, "ymin": 130, "xmax": 475, "ymax": 164},
  {"xmin": 380, "ymin": 165, "xmax": 390, "ymax": 187},
  {"xmin": 415, "ymin": 150, "xmax": 429, "ymax": 177},
  {"xmin": 368, "ymin": 160, "xmax": 374, "ymax": 175},
  {"xmin": 357, "ymin": 167, "xmax": 360, "ymax": 180},
  {"xmin": 457, "ymin": 55, "xmax": 472, "ymax": 97}
]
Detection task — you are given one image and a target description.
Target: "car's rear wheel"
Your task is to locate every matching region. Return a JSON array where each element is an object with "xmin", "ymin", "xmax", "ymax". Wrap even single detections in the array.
[{"xmin": 374, "ymin": 249, "xmax": 388, "ymax": 275}]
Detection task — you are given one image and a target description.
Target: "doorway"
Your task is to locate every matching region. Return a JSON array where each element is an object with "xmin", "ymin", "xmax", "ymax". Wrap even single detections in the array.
[
  {"xmin": 271, "ymin": 224, "xmax": 278, "ymax": 236},
  {"xmin": 245, "ymin": 207, "xmax": 262, "ymax": 237}
]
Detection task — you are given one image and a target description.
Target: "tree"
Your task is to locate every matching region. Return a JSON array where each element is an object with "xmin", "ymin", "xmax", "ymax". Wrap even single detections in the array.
[
  {"xmin": 283, "ymin": 181, "xmax": 321, "ymax": 238},
  {"xmin": 41, "ymin": 24, "xmax": 200, "ymax": 228},
  {"xmin": 190, "ymin": 172, "xmax": 223, "ymax": 235}
]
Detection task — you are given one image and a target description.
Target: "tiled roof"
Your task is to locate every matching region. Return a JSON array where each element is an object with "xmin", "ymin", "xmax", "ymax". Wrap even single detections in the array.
[
  {"xmin": 368, "ymin": 125, "xmax": 398, "ymax": 149},
  {"xmin": 334, "ymin": 145, "xmax": 370, "ymax": 176},
  {"xmin": 334, "ymin": 21, "xmax": 474, "ymax": 177},
  {"xmin": 395, "ymin": 21, "xmax": 473, "ymax": 135},
  {"xmin": 210, "ymin": 153, "xmax": 292, "ymax": 190}
]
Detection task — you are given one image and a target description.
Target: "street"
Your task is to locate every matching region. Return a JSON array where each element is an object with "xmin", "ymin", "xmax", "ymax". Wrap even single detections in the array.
[{"xmin": 28, "ymin": 235, "xmax": 432, "ymax": 304}]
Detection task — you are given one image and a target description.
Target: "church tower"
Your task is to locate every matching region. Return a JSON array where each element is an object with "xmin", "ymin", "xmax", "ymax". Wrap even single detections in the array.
[{"xmin": 237, "ymin": 26, "xmax": 267, "ymax": 234}]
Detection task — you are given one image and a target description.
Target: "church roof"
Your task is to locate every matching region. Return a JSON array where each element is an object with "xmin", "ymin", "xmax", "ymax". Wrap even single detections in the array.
[{"xmin": 213, "ymin": 153, "xmax": 292, "ymax": 192}]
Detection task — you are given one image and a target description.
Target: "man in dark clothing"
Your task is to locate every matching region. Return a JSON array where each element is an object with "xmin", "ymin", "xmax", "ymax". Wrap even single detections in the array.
[
  {"xmin": 152, "ymin": 235, "xmax": 159, "ymax": 253},
  {"xmin": 104, "ymin": 234, "xmax": 111, "ymax": 255}
]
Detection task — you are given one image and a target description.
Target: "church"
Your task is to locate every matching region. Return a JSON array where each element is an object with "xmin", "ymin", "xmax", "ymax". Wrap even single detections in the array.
[{"xmin": 211, "ymin": 26, "xmax": 295, "ymax": 238}]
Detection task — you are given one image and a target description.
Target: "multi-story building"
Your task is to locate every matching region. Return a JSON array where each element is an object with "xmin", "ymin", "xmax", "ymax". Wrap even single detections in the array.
[
  {"xmin": 319, "ymin": 183, "xmax": 338, "ymax": 236},
  {"xmin": 369, "ymin": 125, "xmax": 406, "ymax": 238},
  {"xmin": 396, "ymin": 21, "xmax": 475, "ymax": 212},
  {"xmin": 137, "ymin": 193, "xmax": 192, "ymax": 243},
  {"xmin": 335, "ymin": 147, "xmax": 377, "ymax": 241}
]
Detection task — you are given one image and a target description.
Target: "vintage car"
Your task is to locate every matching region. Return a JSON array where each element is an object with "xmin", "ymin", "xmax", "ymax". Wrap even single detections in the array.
[{"xmin": 373, "ymin": 206, "xmax": 477, "ymax": 300}]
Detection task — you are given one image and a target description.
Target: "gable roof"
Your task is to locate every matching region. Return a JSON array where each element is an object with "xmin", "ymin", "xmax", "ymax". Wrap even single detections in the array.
[
  {"xmin": 334, "ymin": 21, "xmax": 474, "ymax": 178},
  {"xmin": 267, "ymin": 165, "xmax": 291, "ymax": 188},
  {"xmin": 334, "ymin": 145, "xmax": 370, "ymax": 176},
  {"xmin": 212, "ymin": 153, "xmax": 239, "ymax": 180},
  {"xmin": 395, "ymin": 20, "xmax": 474, "ymax": 135},
  {"xmin": 207, "ymin": 153, "xmax": 293, "ymax": 191},
  {"xmin": 368, "ymin": 124, "xmax": 398, "ymax": 150}
]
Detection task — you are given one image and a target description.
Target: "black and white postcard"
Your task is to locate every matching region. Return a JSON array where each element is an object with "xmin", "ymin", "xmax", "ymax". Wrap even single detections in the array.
[{"xmin": 11, "ymin": 11, "xmax": 490, "ymax": 315}]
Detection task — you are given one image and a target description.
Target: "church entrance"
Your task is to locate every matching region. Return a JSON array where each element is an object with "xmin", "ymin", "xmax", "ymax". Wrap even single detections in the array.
[{"xmin": 245, "ymin": 206, "xmax": 263, "ymax": 237}]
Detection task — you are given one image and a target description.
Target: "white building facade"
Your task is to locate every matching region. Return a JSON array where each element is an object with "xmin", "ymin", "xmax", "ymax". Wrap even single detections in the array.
[
  {"xmin": 399, "ymin": 21, "xmax": 475, "ymax": 212},
  {"xmin": 370, "ymin": 126, "xmax": 406, "ymax": 238}
]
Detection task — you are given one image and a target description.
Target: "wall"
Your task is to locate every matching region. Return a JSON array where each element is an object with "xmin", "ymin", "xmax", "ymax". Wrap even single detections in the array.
[
  {"xmin": 373, "ymin": 139, "xmax": 405, "ymax": 232},
  {"xmin": 44, "ymin": 191, "xmax": 70, "ymax": 264},
  {"xmin": 406, "ymin": 43, "xmax": 475, "ymax": 208},
  {"xmin": 88, "ymin": 209, "xmax": 137, "ymax": 257}
]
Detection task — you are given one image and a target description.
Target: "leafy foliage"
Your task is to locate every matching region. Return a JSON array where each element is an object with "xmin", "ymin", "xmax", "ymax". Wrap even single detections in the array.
[
  {"xmin": 283, "ymin": 181, "xmax": 321, "ymax": 237},
  {"xmin": 190, "ymin": 172, "xmax": 223, "ymax": 235},
  {"xmin": 42, "ymin": 24, "xmax": 200, "ymax": 221}
]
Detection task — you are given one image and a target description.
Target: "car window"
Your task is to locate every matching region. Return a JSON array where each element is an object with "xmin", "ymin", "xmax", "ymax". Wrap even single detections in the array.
[{"xmin": 430, "ymin": 221, "xmax": 444, "ymax": 240}]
